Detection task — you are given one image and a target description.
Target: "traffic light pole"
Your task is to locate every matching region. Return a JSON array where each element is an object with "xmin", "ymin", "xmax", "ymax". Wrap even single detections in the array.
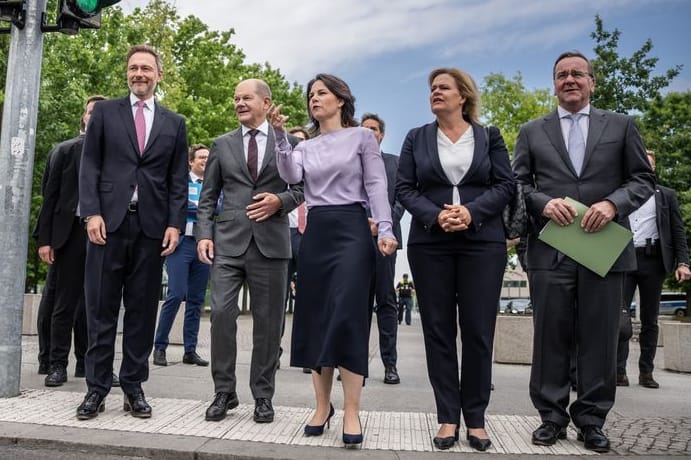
[{"xmin": 0, "ymin": 0, "xmax": 46, "ymax": 397}]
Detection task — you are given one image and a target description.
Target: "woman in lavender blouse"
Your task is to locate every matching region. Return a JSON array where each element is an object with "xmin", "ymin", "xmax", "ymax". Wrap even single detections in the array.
[{"xmin": 271, "ymin": 74, "xmax": 398, "ymax": 448}]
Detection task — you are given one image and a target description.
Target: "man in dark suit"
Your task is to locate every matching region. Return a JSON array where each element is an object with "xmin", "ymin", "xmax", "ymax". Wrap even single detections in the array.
[
  {"xmin": 361, "ymin": 113, "xmax": 404, "ymax": 384},
  {"xmin": 513, "ymin": 51, "xmax": 655, "ymax": 452},
  {"xmin": 76, "ymin": 44, "xmax": 188, "ymax": 420},
  {"xmin": 36, "ymin": 96, "xmax": 105, "ymax": 386},
  {"xmin": 196, "ymin": 79, "xmax": 303, "ymax": 424},
  {"xmin": 617, "ymin": 150, "xmax": 691, "ymax": 388}
]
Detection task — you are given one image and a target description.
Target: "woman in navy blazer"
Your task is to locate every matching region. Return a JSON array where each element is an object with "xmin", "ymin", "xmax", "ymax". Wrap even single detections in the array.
[{"xmin": 396, "ymin": 68, "xmax": 514, "ymax": 451}]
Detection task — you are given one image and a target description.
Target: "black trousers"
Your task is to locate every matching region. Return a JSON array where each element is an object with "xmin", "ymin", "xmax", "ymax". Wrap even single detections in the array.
[
  {"xmin": 529, "ymin": 258, "xmax": 622, "ymax": 429},
  {"xmin": 49, "ymin": 218, "xmax": 87, "ymax": 368},
  {"xmin": 84, "ymin": 211, "xmax": 164, "ymax": 396},
  {"xmin": 617, "ymin": 250, "xmax": 666, "ymax": 375},
  {"xmin": 368, "ymin": 246, "xmax": 398, "ymax": 368},
  {"xmin": 408, "ymin": 240, "xmax": 505, "ymax": 428}
]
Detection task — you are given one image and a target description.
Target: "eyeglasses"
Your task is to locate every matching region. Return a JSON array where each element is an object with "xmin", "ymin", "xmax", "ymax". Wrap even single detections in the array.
[{"xmin": 555, "ymin": 70, "xmax": 592, "ymax": 81}]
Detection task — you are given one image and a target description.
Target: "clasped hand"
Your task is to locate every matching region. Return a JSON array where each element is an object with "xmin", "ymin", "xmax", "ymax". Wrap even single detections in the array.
[{"xmin": 438, "ymin": 204, "xmax": 471, "ymax": 232}]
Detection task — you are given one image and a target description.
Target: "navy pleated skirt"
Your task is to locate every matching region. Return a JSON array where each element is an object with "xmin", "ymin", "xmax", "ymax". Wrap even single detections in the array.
[{"xmin": 290, "ymin": 204, "xmax": 375, "ymax": 376}]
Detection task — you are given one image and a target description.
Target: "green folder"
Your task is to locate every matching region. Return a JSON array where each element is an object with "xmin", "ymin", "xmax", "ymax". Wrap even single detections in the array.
[{"xmin": 538, "ymin": 197, "xmax": 633, "ymax": 277}]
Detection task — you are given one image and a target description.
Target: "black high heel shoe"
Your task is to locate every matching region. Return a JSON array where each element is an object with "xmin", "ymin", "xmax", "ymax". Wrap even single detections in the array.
[
  {"xmin": 433, "ymin": 426, "xmax": 459, "ymax": 450},
  {"xmin": 467, "ymin": 429, "xmax": 492, "ymax": 451},
  {"xmin": 304, "ymin": 403, "xmax": 335, "ymax": 436},
  {"xmin": 342, "ymin": 416, "xmax": 363, "ymax": 448}
]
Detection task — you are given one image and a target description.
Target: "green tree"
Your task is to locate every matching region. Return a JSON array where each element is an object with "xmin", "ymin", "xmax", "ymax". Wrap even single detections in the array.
[
  {"xmin": 0, "ymin": 0, "xmax": 308, "ymax": 291},
  {"xmin": 481, "ymin": 72, "xmax": 555, "ymax": 154},
  {"xmin": 590, "ymin": 14, "xmax": 682, "ymax": 114}
]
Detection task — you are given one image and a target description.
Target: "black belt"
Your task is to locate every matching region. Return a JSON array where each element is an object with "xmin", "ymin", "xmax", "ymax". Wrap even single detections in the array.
[{"xmin": 127, "ymin": 202, "xmax": 138, "ymax": 212}]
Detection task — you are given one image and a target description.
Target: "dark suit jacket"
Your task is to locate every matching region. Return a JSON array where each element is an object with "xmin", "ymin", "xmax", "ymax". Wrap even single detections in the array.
[
  {"xmin": 196, "ymin": 126, "xmax": 303, "ymax": 259},
  {"xmin": 655, "ymin": 185, "xmax": 690, "ymax": 273},
  {"xmin": 37, "ymin": 135, "xmax": 84, "ymax": 249},
  {"xmin": 513, "ymin": 107, "xmax": 655, "ymax": 272},
  {"xmin": 381, "ymin": 152, "xmax": 404, "ymax": 247},
  {"xmin": 79, "ymin": 97, "xmax": 188, "ymax": 238},
  {"xmin": 396, "ymin": 121, "xmax": 515, "ymax": 245}
]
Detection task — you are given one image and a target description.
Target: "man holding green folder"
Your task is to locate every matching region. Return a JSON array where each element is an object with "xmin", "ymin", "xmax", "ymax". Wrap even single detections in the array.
[{"xmin": 513, "ymin": 50, "xmax": 655, "ymax": 453}]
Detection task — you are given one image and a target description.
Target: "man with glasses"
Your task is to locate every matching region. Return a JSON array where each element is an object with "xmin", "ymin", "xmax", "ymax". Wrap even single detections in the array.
[{"xmin": 513, "ymin": 50, "xmax": 654, "ymax": 453}]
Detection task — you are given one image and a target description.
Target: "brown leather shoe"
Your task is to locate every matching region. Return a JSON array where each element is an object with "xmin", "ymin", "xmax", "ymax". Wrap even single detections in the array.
[
  {"xmin": 639, "ymin": 372, "xmax": 659, "ymax": 389},
  {"xmin": 616, "ymin": 373, "xmax": 629, "ymax": 386}
]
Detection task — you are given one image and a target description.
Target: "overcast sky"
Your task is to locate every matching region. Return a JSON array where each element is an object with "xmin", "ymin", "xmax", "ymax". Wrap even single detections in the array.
[{"xmin": 119, "ymin": 0, "xmax": 690, "ymax": 279}]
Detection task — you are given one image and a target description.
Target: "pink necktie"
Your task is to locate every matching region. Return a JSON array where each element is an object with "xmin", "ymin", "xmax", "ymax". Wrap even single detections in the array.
[
  {"xmin": 297, "ymin": 203, "xmax": 307, "ymax": 234},
  {"xmin": 135, "ymin": 100, "xmax": 146, "ymax": 154}
]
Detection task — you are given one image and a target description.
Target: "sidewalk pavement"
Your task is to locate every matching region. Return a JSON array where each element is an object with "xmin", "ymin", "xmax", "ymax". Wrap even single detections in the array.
[{"xmin": 1, "ymin": 313, "xmax": 689, "ymax": 459}]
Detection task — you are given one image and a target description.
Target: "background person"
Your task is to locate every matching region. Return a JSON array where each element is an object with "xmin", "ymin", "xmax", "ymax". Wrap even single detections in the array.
[
  {"xmin": 272, "ymin": 73, "xmax": 397, "ymax": 448},
  {"xmin": 512, "ymin": 50, "xmax": 654, "ymax": 452},
  {"xmin": 153, "ymin": 144, "xmax": 213, "ymax": 368},
  {"xmin": 616, "ymin": 150, "xmax": 691, "ymax": 388},
  {"xmin": 395, "ymin": 273, "xmax": 415, "ymax": 325},
  {"xmin": 396, "ymin": 67, "xmax": 514, "ymax": 452}
]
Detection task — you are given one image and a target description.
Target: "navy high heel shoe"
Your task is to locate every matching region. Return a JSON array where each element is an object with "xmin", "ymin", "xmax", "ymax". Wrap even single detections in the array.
[
  {"xmin": 433, "ymin": 427, "xmax": 459, "ymax": 450},
  {"xmin": 304, "ymin": 403, "xmax": 335, "ymax": 436},
  {"xmin": 342, "ymin": 416, "xmax": 363, "ymax": 448}
]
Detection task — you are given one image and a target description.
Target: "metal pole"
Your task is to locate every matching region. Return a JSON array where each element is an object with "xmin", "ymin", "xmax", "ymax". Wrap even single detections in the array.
[{"xmin": 0, "ymin": 0, "xmax": 46, "ymax": 397}]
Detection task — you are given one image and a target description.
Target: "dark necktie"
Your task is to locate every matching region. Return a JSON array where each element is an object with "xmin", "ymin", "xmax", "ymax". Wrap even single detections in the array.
[
  {"xmin": 196, "ymin": 178, "xmax": 203, "ymax": 184},
  {"xmin": 247, "ymin": 129, "xmax": 259, "ymax": 181}
]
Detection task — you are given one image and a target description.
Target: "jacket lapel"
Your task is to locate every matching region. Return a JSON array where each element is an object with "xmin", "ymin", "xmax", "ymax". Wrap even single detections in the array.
[
  {"xmin": 582, "ymin": 107, "xmax": 607, "ymax": 172},
  {"xmin": 118, "ymin": 98, "xmax": 140, "ymax": 158},
  {"xmin": 542, "ymin": 110, "xmax": 577, "ymax": 176},
  {"xmin": 144, "ymin": 103, "xmax": 165, "ymax": 156},
  {"xmin": 459, "ymin": 123, "xmax": 483, "ymax": 184},
  {"xmin": 230, "ymin": 128, "xmax": 253, "ymax": 183},
  {"xmin": 258, "ymin": 126, "xmax": 275, "ymax": 178},
  {"xmin": 425, "ymin": 122, "xmax": 449, "ymax": 183}
]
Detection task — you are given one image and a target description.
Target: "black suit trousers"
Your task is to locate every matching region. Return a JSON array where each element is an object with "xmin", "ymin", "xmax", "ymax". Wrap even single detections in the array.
[
  {"xmin": 49, "ymin": 217, "xmax": 87, "ymax": 367},
  {"xmin": 529, "ymin": 258, "xmax": 622, "ymax": 429},
  {"xmin": 617, "ymin": 251, "xmax": 666, "ymax": 374},
  {"xmin": 368, "ymin": 247, "xmax": 398, "ymax": 368},
  {"xmin": 84, "ymin": 211, "xmax": 164, "ymax": 395},
  {"xmin": 408, "ymin": 240, "xmax": 505, "ymax": 428}
]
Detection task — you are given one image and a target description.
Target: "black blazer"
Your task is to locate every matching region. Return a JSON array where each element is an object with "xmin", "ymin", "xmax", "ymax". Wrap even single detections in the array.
[
  {"xmin": 396, "ymin": 121, "xmax": 515, "ymax": 245},
  {"xmin": 37, "ymin": 135, "xmax": 84, "ymax": 249},
  {"xmin": 655, "ymin": 185, "xmax": 690, "ymax": 273},
  {"xmin": 79, "ymin": 97, "xmax": 188, "ymax": 239},
  {"xmin": 381, "ymin": 152, "xmax": 404, "ymax": 247}
]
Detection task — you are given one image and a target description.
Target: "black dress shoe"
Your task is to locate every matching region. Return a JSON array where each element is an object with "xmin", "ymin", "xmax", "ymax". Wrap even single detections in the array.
[
  {"xmin": 123, "ymin": 389, "xmax": 152, "ymax": 418},
  {"xmin": 384, "ymin": 366, "xmax": 400, "ymax": 384},
  {"xmin": 153, "ymin": 349, "xmax": 167, "ymax": 366},
  {"xmin": 532, "ymin": 421, "xmax": 566, "ymax": 446},
  {"xmin": 38, "ymin": 361, "xmax": 49, "ymax": 375},
  {"xmin": 111, "ymin": 373, "xmax": 120, "ymax": 387},
  {"xmin": 182, "ymin": 351, "xmax": 209, "ymax": 366},
  {"xmin": 75, "ymin": 362, "xmax": 85, "ymax": 378},
  {"xmin": 433, "ymin": 427, "xmax": 459, "ymax": 450},
  {"xmin": 76, "ymin": 391, "xmax": 105, "ymax": 420},
  {"xmin": 302, "ymin": 368, "xmax": 312, "ymax": 374},
  {"xmin": 577, "ymin": 425, "xmax": 610, "ymax": 452},
  {"xmin": 254, "ymin": 398, "xmax": 274, "ymax": 423},
  {"xmin": 617, "ymin": 373, "xmax": 630, "ymax": 386},
  {"xmin": 45, "ymin": 365, "xmax": 67, "ymax": 387},
  {"xmin": 467, "ymin": 430, "xmax": 492, "ymax": 451},
  {"xmin": 205, "ymin": 391, "xmax": 239, "ymax": 421},
  {"xmin": 639, "ymin": 372, "xmax": 659, "ymax": 388}
]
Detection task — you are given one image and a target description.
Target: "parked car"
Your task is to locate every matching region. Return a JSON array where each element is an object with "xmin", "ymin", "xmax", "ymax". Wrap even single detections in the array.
[
  {"xmin": 499, "ymin": 297, "xmax": 532, "ymax": 315},
  {"xmin": 659, "ymin": 292, "xmax": 687, "ymax": 317}
]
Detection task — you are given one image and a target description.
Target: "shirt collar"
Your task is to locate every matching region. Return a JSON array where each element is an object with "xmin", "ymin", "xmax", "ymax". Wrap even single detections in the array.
[
  {"xmin": 558, "ymin": 104, "xmax": 590, "ymax": 119},
  {"xmin": 189, "ymin": 171, "xmax": 203, "ymax": 182},
  {"xmin": 130, "ymin": 93, "xmax": 155, "ymax": 110},
  {"xmin": 242, "ymin": 120, "xmax": 269, "ymax": 137}
]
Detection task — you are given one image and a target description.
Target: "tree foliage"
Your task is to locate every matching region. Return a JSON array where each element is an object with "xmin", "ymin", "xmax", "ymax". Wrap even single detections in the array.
[
  {"xmin": 481, "ymin": 72, "xmax": 555, "ymax": 154},
  {"xmin": 590, "ymin": 14, "xmax": 682, "ymax": 114},
  {"xmin": 1, "ymin": 0, "xmax": 308, "ymax": 291}
]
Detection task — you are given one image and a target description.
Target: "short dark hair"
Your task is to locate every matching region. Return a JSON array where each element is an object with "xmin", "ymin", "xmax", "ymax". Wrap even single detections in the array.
[
  {"xmin": 80, "ymin": 95, "xmax": 107, "ymax": 131},
  {"xmin": 288, "ymin": 127, "xmax": 310, "ymax": 140},
  {"xmin": 403, "ymin": 273, "xmax": 408, "ymax": 277},
  {"xmin": 189, "ymin": 143, "xmax": 209, "ymax": 162},
  {"xmin": 126, "ymin": 44, "xmax": 163, "ymax": 72},
  {"xmin": 552, "ymin": 50, "xmax": 594, "ymax": 79},
  {"xmin": 361, "ymin": 112, "xmax": 385, "ymax": 134},
  {"xmin": 306, "ymin": 73, "xmax": 358, "ymax": 131}
]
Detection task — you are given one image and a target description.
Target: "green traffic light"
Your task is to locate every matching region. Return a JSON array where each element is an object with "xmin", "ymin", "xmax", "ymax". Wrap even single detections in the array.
[{"xmin": 74, "ymin": 0, "xmax": 99, "ymax": 14}]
